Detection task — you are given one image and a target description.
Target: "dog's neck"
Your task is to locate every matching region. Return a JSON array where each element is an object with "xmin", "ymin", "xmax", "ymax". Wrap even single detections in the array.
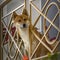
[{"xmin": 17, "ymin": 27, "xmax": 30, "ymax": 51}]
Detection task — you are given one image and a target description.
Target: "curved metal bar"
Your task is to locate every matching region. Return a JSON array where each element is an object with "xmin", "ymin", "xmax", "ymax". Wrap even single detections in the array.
[
  {"xmin": 44, "ymin": 2, "xmax": 59, "ymax": 45},
  {"xmin": 1, "ymin": 20, "xmax": 24, "ymax": 58},
  {"xmin": 30, "ymin": 2, "xmax": 60, "ymax": 32},
  {"xmin": 57, "ymin": 0, "xmax": 60, "ymax": 2},
  {"xmin": 33, "ymin": 0, "xmax": 50, "ymax": 27},
  {"xmin": 30, "ymin": 28, "xmax": 54, "ymax": 58},
  {"xmin": 30, "ymin": 0, "xmax": 50, "ymax": 58}
]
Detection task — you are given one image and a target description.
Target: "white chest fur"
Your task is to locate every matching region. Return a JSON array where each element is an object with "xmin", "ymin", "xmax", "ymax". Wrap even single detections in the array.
[{"xmin": 17, "ymin": 27, "xmax": 30, "ymax": 51}]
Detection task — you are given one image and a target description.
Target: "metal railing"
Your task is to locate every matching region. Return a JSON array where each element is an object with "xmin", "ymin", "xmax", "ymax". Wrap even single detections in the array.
[{"xmin": 0, "ymin": 0, "xmax": 60, "ymax": 60}]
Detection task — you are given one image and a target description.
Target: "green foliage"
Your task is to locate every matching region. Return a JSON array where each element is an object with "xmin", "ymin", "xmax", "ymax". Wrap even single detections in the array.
[{"xmin": 43, "ymin": 53, "xmax": 58, "ymax": 60}]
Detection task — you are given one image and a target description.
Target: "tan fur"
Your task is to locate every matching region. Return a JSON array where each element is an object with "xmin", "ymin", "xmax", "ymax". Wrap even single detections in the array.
[
  {"xmin": 13, "ymin": 10, "xmax": 47, "ymax": 57},
  {"xmin": 12, "ymin": 9, "xmax": 58, "ymax": 58}
]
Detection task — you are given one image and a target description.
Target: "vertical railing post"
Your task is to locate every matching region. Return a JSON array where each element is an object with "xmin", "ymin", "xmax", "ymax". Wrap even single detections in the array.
[
  {"xmin": 0, "ymin": 8, "xmax": 3, "ymax": 60},
  {"xmin": 59, "ymin": 9, "xmax": 60, "ymax": 29},
  {"xmin": 0, "ymin": 0, "xmax": 12, "ymax": 60}
]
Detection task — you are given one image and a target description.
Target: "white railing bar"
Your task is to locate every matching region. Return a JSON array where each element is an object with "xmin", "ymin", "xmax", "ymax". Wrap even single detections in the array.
[
  {"xmin": 2, "ymin": 31, "xmax": 8, "ymax": 45},
  {"xmin": 30, "ymin": 13, "xmax": 59, "ymax": 57},
  {"xmin": 31, "ymin": 30, "xmax": 52, "ymax": 52},
  {"xmin": 9, "ymin": 40, "xmax": 23, "ymax": 59},
  {"xmin": 29, "ymin": 0, "xmax": 36, "ymax": 2},
  {"xmin": 1, "ymin": 46, "xmax": 11, "ymax": 60},
  {"xmin": 0, "ymin": 0, "xmax": 6, "ymax": 5},
  {"xmin": 9, "ymin": 31, "xmax": 17, "ymax": 52},
  {"xmin": 32, "ymin": 55, "xmax": 49, "ymax": 60},
  {"xmin": 31, "ymin": 29, "xmax": 52, "ymax": 58},
  {"xmin": 33, "ymin": 0, "xmax": 50, "ymax": 27},
  {"xmin": 30, "ymin": 40, "xmax": 41, "ymax": 58},
  {"xmin": 32, "ymin": 51, "xmax": 60, "ymax": 60},
  {"xmin": 31, "ymin": 12, "xmax": 59, "ymax": 58},
  {"xmin": 2, "ymin": 25, "xmax": 12, "ymax": 45},
  {"xmin": 52, "ymin": 40, "xmax": 60, "ymax": 52},
  {"xmin": 31, "ymin": 11, "xmax": 58, "ymax": 56},
  {"xmin": 31, "ymin": 11, "xmax": 59, "ymax": 57},
  {"xmin": 1, "ymin": 20, "xmax": 23, "ymax": 58},
  {"xmin": 44, "ymin": 12, "xmax": 59, "ymax": 44},
  {"xmin": 14, "ymin": 40, "xmax": 23, "ymax": 60},
  {"xmin": 30, "ymin": 0, "xmax": 50, "ymax": 57},
  {"xmin": 2, "ymin": 3, "xmax": 24, "ymax": 19},
  {"xmin": 30, "ymin": 2, "xmax": 60, "ymax": 32},
  {"xmin": 2, "ymin": 14, "xmax": 14, "ymax": 45},
  {"xmin": 31, "ymin": 11, "xmax": 59, "ymax": 56},
  {"xmin": 0, "ymin": 0, "xmax": 11, "ymax": 8}
]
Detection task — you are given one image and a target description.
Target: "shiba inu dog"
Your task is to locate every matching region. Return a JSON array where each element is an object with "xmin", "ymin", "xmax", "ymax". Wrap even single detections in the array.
[
  {"xmin": 12, "ymin": 9, "xmax": 30, "ymax": 54},
  {"xmin": 12, "ymin": 8, "xmax": 58, "ymax": 59},
  {"xmin": 12, "ymin": 8, "xmax": 43, "ymax": 57}
]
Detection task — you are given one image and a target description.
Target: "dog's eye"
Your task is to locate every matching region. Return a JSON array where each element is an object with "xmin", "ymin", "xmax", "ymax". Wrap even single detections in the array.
[
  {"xmin": 18, "ymin": 20, "xmax": 21, "ymax": 22},
  {"xmin": 24, "ymin": 19, "xmax": 26, "ymax": 21}
]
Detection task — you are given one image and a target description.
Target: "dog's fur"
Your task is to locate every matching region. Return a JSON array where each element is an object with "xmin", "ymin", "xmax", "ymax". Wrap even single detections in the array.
[{"xmin": 12, "ymin": 9, "xmax": 58, "ymax": 58}]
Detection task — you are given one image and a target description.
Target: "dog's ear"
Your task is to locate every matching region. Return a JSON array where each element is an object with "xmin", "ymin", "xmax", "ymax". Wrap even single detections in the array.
[
  {"xmin": 12, "ymin": 12, "xmax": 17, "ymax": 20},
  {"xmin": 22, "ymin": 8, "xmax": 28, "ymax": 16}
]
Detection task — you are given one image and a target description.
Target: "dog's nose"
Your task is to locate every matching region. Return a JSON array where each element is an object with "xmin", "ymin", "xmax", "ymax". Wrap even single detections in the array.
[{"xmin": 23, "ymin": 24, "xmax": 26, "ymax": 28}]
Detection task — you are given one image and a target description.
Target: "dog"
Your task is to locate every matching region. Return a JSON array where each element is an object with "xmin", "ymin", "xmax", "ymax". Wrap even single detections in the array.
[{"xmin": 12, "ymin": 8, "xmax": 58, "ymax": 59}]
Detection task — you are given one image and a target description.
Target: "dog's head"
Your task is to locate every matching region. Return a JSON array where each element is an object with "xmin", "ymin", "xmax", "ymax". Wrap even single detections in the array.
[{"xmin": 12, "ymin": 9, "xmax": 30, "ymax": 29}]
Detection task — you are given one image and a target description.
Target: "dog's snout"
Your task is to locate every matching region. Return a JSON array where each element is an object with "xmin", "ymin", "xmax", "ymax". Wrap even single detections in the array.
[{"xmin": 23, "ymin": 24, "xmax": 26, "ymax": 28}]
